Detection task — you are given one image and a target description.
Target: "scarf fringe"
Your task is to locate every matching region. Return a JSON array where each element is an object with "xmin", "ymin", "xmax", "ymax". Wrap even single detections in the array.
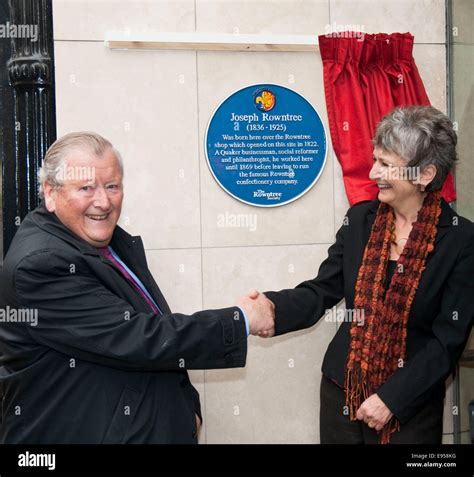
[
  {"xmin": 344, "ymin": 368, "xmax": 370, "ymax": 419},
  {"xmin": 380, "ymin": 417, "xmax": 401, "ymax": 444}
]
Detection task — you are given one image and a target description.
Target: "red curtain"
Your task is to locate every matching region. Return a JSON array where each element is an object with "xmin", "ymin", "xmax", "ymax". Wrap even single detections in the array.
[{"xmin": 319, "ymin": 32, "xmax": 456, "ymax": 206}]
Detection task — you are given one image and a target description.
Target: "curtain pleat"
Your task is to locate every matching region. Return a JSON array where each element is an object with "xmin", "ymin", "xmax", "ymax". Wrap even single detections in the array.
[{"xmin": 319, "ymin": 32, "xmax": 456, "ymax": 205}]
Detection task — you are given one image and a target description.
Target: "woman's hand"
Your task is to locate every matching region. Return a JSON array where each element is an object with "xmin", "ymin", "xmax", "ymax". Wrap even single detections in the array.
[{"xmin": 356, "ymin": 393, "xmax": 393, "ymax": 431}]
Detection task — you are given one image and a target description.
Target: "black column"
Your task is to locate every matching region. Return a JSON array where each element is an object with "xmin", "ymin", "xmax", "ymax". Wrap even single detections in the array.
[{"xmin": 1, "ymin": 0, "xmax": 56, "ymax": 257}]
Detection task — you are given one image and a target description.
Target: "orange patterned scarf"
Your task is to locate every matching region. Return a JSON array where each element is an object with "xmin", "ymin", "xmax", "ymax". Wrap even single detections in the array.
[{"xmin": 344, "ymin": 190, "xmax": 442, "ymax": 444}]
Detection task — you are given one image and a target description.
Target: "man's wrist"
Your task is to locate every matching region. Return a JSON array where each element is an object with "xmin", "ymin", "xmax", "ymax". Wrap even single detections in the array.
[{"xmin": 237, "ymin": 306, "xmax": 250, "ymax": 336}]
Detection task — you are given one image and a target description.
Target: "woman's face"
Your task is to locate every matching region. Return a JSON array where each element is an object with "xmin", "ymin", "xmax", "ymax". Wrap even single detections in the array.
[{"xmin": 369, "ymin": 147, "xmax": 423, "ymax": 207}]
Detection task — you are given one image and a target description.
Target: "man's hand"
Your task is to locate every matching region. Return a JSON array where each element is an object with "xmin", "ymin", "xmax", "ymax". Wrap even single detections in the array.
[
  {"xmin": 237, "ymin": 290, "xmax": 275, "ymax": 337},
  {"xmin": 195, "ymin": 414, "xmax": 202, "ymax": 437},
  {"xmin": 356, "ymin": 393, "xmax": 393, "ymax": 431}
]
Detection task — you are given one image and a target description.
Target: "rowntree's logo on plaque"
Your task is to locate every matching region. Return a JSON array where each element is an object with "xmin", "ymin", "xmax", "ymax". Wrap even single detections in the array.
[
  {"xmin": 253, "ymin": 190, "xmax": 282, "ymax": 200},
  {"xmin": 254, "ymin": 89, "xmax": 275, "ymax": 112}
]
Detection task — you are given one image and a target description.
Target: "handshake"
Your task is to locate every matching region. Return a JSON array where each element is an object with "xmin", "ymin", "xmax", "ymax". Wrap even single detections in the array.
[{"xmin": 237, "ymin": 290, "xmax": 275, "ymax": 338}]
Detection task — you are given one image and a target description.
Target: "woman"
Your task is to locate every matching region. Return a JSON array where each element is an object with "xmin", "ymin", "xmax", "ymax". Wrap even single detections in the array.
[{"xmin": 264, "ymin": 105, "xmax": 474, "ymax": 444}]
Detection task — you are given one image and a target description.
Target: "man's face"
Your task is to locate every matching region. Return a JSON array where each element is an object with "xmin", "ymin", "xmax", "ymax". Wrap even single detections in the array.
[{"xmin": 44, "ymin": 147, "xmax": 123, "ymax": 247}]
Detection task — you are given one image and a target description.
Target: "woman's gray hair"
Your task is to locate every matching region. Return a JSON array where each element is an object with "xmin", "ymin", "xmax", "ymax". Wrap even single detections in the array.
[
  {"xmin": 372, "ymin": 106, "xmax": 457, "ymax": 191},
  {"xmin": 38, "ymin": 131, "xmax": 123, "ymax": 199}
]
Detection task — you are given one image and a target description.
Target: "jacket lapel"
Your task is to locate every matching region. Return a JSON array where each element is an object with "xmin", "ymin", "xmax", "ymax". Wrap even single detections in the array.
[
  {"xmin": 433, "ymin": 198, "xmax": 453, "ymax": 247},
  {"xmin": 110, "ymin": 228, "xmax": 172, "ymax": 314},
  {"xmin": 365, "ymin": 200, "xmax": 379, "ymax": 240},
  {"xmin": 32, "ymin": 205, "xmax": 172, "ymax": 315}
]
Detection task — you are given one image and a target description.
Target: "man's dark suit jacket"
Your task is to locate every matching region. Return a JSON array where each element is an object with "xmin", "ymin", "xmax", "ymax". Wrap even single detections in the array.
[
  {"xmin": 265, "ymin": 198, "xmax": 474, "ymax": 424},
  {"xmin": 0, "ymin": 206, "xmax": 247, "ymax": 443}
]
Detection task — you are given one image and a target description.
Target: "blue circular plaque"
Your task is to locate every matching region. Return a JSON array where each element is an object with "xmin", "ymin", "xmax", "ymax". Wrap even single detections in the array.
[{"xmin": 205, "ymin": 84, "xmax": 327, "ymax": 207}]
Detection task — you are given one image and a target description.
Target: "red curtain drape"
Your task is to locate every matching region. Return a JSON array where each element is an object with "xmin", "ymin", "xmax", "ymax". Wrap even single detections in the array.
[{"xmin": 319, "ymin": 32, "xmax": 456, "ymax": 206}]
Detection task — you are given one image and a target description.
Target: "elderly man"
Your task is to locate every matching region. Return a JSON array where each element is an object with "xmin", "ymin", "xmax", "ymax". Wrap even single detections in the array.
[{"xmin": 0, "ymin": 132, "xmax": 275, "ymax": 444}]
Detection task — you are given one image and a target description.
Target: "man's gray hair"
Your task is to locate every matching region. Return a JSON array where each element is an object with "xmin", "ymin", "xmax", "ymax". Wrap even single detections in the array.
[
  {"xmin": 372, "ymin": 106, "xmax": 457, "ymax": 191},
  {"xmin": 38, "ymin": 131, "xmax": 123, "ymax": 199}
]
